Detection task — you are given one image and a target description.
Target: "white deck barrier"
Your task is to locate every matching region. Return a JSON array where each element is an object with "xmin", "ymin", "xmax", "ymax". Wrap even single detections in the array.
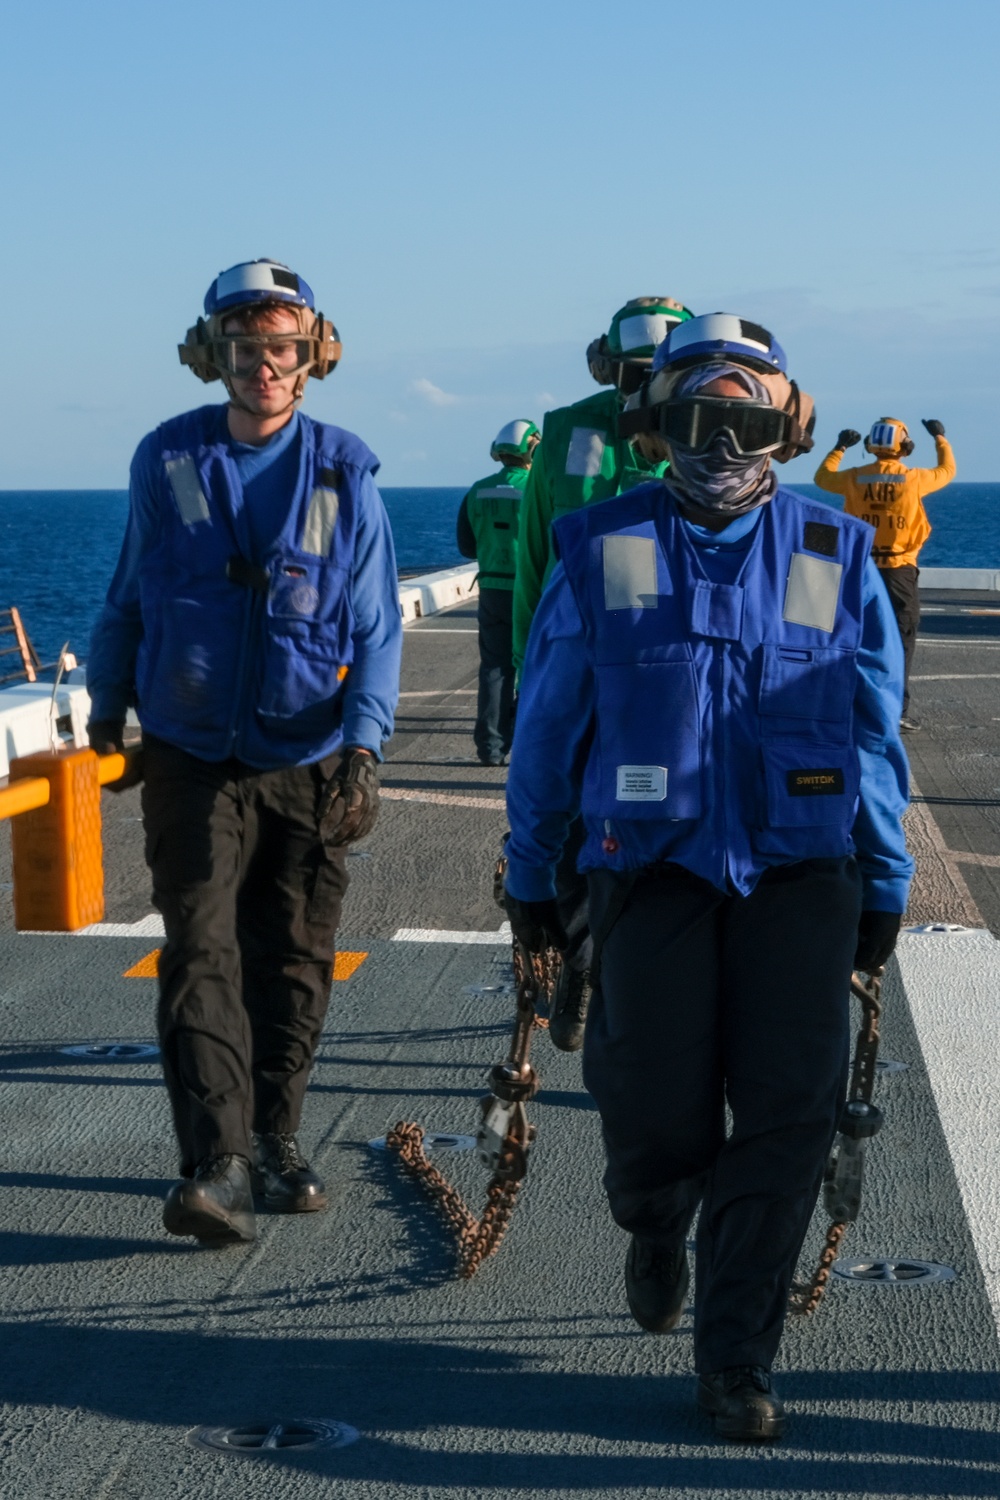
[
  {"xmin": 920, "ymin": 567, "xmax": 1000, "ymax": 591},
  {"xmin": 398, "ymin": 563, "xmax": 478, "ymax": 623}
]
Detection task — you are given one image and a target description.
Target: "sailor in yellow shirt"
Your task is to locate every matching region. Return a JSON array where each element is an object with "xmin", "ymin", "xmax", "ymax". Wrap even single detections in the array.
[{"xmin": 814, "ymin": 417, "xmax": 956, "ymax": 730}]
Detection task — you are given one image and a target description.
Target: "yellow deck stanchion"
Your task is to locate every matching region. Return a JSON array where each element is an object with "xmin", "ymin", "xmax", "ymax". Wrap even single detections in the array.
[{"xmin": 9, "ymin": 748, "xmax": 106, "ymax": 931}]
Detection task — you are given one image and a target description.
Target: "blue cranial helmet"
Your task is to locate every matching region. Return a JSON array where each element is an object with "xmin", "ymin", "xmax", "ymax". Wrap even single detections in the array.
[
  {"xmin": 204, "ymin": 259, "xmax": 316, "ymax": 317},
  {"xmin": 653, "ymin": 313, "xmax": 787, "ymax": 376}
]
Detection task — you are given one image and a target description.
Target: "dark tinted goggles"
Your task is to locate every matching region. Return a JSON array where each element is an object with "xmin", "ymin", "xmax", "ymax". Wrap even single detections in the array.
[{"xmin": 656, "ymin": 396, "xmax": 790, "ymax": 456}]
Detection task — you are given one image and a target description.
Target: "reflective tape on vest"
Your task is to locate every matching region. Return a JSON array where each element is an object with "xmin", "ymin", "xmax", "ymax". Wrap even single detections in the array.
[
  {"xmin": 782, "ymin": 553, "xmax": 843, "ymax": 634},
  {"xmin": 565, "ymin": 427, "xmax": 607, "ymax": 478},
  {"xmin": 603, "ymin": 534, "xmax": 658, "ymax": 610},
  {"xmin": 164, "ymin": 456, "xmax": 211, "ymax": 526},
  {"xmin": 302, "ymin": 481, "xmax": 340, "ymax": 556}
]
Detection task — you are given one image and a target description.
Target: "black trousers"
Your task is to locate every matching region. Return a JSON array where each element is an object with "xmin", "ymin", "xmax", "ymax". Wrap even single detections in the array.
[
  {"xmin": 475, "ymin": 588, "xmax": 516, "ymax": 761},
  {"xmin": 878, "ymin": 564, "xmax": 920, "ymax": 714},
  {"xmin": 583, "ymin": 858, "xmax": 860, "ymax": 1373},
  {"xmin": 142, "ymin": 735, "xmax": 349, "ymax": 1175}
]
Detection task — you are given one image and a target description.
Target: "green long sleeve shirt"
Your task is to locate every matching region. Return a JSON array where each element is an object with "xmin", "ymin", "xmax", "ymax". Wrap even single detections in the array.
[{"xmin": 511, "ymin": 388, "xmax": 668, "ymax": 670}]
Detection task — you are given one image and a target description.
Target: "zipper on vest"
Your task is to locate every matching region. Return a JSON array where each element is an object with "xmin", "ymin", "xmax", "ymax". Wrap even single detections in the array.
[
  {"xmin": 714, "ymin": 641, "xmax": 732, "ymax": 892},
  {"xmin": 227, "ymin": 585, "xmax": 257, "ymax": 756}
]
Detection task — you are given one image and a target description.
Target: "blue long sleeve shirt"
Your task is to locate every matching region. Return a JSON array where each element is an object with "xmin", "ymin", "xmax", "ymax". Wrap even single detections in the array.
[
  {"xmin": 505, "ymin": 505, "xmax": 913, "ymax": 913},
  {"xmin": 87, "ymin": 408, "xmax": 402, "ymax": 762}
]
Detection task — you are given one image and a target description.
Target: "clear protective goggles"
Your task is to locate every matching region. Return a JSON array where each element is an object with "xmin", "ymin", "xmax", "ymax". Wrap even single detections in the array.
[
  {"xmin": 210, "ymin": 334, "xmax": 316, "ymax": 381},
  {"xmin": 654, "ymin": 395, "xmax": 791, "ymax": 456}
]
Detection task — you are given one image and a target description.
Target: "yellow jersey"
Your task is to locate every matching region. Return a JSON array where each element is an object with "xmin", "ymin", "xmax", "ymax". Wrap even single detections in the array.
[{"xmin": 813, "ymin": 438, "xmax": 955, "ymax": 568}]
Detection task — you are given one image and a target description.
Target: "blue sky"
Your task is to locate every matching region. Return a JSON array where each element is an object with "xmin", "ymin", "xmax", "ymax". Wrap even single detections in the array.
[{"xmin": 1, "ymin": 0, "xmax": 998, "ymax": 486}]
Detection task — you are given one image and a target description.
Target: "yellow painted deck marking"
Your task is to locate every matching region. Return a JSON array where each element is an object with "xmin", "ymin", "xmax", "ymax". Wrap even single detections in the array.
[
  {"xmin": 123, "ymin": 948, "xmax": 160, "ymax": 978},
  {"xmin": 334, "ymin": 950, "xmax": 368, "ymax": 979},
  {"xmin": 123, "ymin": 948, "xmax": 369, "ymax": 979}
]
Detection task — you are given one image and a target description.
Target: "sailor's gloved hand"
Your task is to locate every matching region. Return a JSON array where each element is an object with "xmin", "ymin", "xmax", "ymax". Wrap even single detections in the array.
[
  {"xmin": 87, "ymin": 719, "xmax": 143, "ymax": 792},
  {"xmin": 504, "ymin": 892, "xmax": 568, "ymax": 955},
  {"xmin": 922, "ymin": 418, "xmax": 946, "ymax": 438},
  {"xmin": 319, "ymin": 748, "xmax": 380, "ymax": 845},
  {"xmin": 837, "ymin": 429, "xmax": 862, "ymax": 449},
  {"xmin": 853, "ymin": 910, "xmax": 902, "ymax": 973}
]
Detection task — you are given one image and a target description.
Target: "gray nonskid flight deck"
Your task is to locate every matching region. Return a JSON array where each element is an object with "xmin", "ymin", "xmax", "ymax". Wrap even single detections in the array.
[{"xmin": 0, "ymin": 595, "xmax": 998, "ymax": 1498}]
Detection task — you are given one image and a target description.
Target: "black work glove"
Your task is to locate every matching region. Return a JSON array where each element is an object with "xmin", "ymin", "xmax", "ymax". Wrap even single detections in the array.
[
  {"xmin": 853, "ymin": 910, "xmax": 901, "ymax": 973},
  {"xmin": 922, "ymin": 418, "xmax": 946, "ymax": 438},
  {"xmin": 504, "ymin": 891, "xmax": 568, "ymax": 955},
  {"xmin": 837, "ymin": 429, "xmax": 862, "ymax": 449},
  {"xmin": 87, "ymin": 719, "xmax": 143, "ymax": 792},
  {"xmin": 319, "ymin": 748, "xmax": 380, "ymax": 845}
]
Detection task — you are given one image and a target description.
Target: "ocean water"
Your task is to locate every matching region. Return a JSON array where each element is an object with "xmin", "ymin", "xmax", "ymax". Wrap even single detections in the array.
[{"xmin": 0, "ymin": 483, "xmax": 995, "ymax": 664}]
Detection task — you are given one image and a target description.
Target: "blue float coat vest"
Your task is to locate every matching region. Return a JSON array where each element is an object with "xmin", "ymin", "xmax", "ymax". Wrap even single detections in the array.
[
  {"xmin": 135, "ymin": 404, "xmax": 377, "ymax": 765},
  {"xmin": 553, "ymin": 483, "xmax": 874, "ymax": 894}
]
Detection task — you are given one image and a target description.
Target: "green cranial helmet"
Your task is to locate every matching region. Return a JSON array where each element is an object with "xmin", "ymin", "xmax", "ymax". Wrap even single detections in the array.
[
  {"xmin": 490, "ymin": 418, "xmax": 541, "ymax": 463},
  {"xmin": 588, "ymin": 297, "xmax": 695, "ymax": 394}
]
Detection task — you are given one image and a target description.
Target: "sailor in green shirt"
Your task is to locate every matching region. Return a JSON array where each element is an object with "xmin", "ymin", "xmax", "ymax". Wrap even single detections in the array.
[
  {"xmin": 512, "ymin": 297, "xmax": 695, "ymax": 676},
  {"xmin": 510, "ymin": 295, "xmax": 694, "ymax": 1052},
  {"xmin": 457, "ymin": 419, "xmax": 540, "ymax": 765}
]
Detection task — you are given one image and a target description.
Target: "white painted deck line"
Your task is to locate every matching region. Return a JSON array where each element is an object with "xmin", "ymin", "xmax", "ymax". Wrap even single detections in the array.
[
  {"xmin": 381, "ymin": 788, "xmax": 505, "ymax": 810},
  {"xmin": 403, "ymin": 628, "xmax": 478, "ymax": 634},
  {"xmin": 75, "ymin": 915, "xmax": 166, "ymax": 937},
  {"xmin": 20, "ymin": 914, "xmax": 167, "ymax": 937},
  {"xmin": 897, "ymin": 927, "xmax": 1000, "ymax": 1338},
  {"xmin": 910, "ymin": 673, "xmax": 1000, "ymax": 681},
  {"xmin": 398, "ymin": 690, "xmax": 476, "ymax": 697},
  {"xmin": 392, "ymin": 923, "xmax": 512, "ymax": 944},
  {"xmin": 918, "ymin": 639, "xmax": 1000, "ymax": 650}
]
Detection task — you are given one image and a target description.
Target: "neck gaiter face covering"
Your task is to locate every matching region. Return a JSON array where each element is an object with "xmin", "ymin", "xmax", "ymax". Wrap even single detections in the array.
[{"xmin": 666, "ymin": 363, "xmax": 778, "ymax": 520}]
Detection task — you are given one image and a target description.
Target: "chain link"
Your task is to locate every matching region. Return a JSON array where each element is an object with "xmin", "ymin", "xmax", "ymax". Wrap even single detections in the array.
[
  {"xmin": 790, "ymin": 970, "xmax": 883, "ymax": 1317},
  {"xmin": 386, "ymin": 940, "xmax": 560, "ymax": 1278}
]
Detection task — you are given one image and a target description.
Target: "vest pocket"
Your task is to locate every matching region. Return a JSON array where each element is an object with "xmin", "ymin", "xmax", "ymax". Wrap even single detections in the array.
[
  {"xmin": 137, "ymin": 595, "xmax": 243, "ymax": 728},
  {"xmin": 758, "ymin": 644, "xmax": 856, "ymax": 731},
  {"xmin": 591, "ymin": 659, "xmax": 702, "ymax": 820},
  {"xmin": 257, "ymin": 562, "xmax": 354, "ymax": 721},
  {"xmin": 754, "ymin": 739, "xmax": 859, "ymax": 857}
]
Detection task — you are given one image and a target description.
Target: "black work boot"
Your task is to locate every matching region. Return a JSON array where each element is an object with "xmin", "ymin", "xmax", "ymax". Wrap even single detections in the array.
[
  {"xmin": 624, "ymin": 1236, "xmax": 689, "ymax": 1332},
  {"xmin": 252, "ymin": 1132, "xmax": 328, "ymax": 1213},
  {"xmin": 162, "ymin": 1154, "xmax": 256, "ymax": 1245},
  {"xmin": 548, "ymin": 963, "xmax": 591, "ymax": 1052},
  {"xmin": 697, "ymin": 1366, "xmax": 785, "ymax": 1442}
]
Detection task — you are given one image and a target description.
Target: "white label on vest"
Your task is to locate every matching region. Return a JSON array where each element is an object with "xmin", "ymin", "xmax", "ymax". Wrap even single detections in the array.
[
  {"xmin": 475, "ymin": 486, "xmax": 521, "ymax": 499},
  {"xmin": 164, "ymin": 455, "xmax": 210, "ymax": 526},
  {"xmin": 782, "ymin": 553, "xmax": 843, "ymax": 634},
  {"xmin": 565, "ymin": 427, "xmax": 606, "ymax": 478},
  {"xmin": 302, "ymin": 485, "xmax": 340, "ymax": 556},
  {"xmin": 603, "ymin": 534, "xmax": 658, "ymax": 610},
  {"xmin": 616, "ymin": 765, "xmax": 668, "ymax": 801},
  {"xmin": 857, "ymin": 473, "xmax": 906, "ymax": 485}
]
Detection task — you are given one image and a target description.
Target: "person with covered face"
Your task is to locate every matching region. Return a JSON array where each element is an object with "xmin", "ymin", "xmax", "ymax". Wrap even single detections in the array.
[{"xmin": 503, "ymin": 314, "xmax": 912, "ymax": 1442}]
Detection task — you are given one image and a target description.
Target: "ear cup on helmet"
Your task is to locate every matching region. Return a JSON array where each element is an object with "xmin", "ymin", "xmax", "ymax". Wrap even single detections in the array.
[
  {"xmin": 587, "ymin": 334, "xmax": 616, "ymax": 386},
  {"xmin": 771, "ymin": 381, "xmax": 816, "ymax": 464},
  {"xmin": 310, "ymin": 316, "xmax": 342, "ymax": 380},
  {"xmin": 899, "ymin": 437, "xmax": 915, "ymax": 457},
  {"xmin": 178, "ymin": 319, "xmax": 222, "ymax": 383}
]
